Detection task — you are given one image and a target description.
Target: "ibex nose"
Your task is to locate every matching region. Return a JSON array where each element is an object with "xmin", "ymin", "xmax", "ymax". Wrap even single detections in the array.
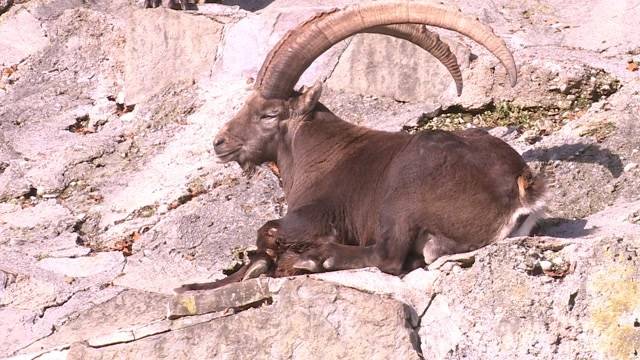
[{"xmin": 213, "ymin": 137, "xmax": 225, "ymax": 147}]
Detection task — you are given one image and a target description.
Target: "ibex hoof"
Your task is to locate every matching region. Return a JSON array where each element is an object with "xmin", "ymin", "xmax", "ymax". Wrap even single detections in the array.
[
  {"xmin": 292, "ymin": 259, "xmax": 321, "ymax": 273},
  {"xmin": 322, "ymin": 257, "xmax": 336, "ymax": 270},
  {"xmin": 242, "ymin": 259, "xmax": 269, "ymax": 281}
]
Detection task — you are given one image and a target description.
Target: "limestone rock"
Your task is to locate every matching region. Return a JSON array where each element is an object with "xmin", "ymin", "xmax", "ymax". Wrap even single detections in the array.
[
  {"xmin": 66, "ymin": 278, "xmax": 422, "ymax": 360},
  {"xmin": 123, "ymin": 8, "xmax": 224, "ymax": 104},
  {"xmin": 326, "ymin": 33, "xmax": 470, "ymax": 102},
  {"xmin": 418, "ymin": 236, "xmax": 640, "ymax": 360},
  {"xmin": 0, "ymin": 6, "xmax": 49, "ymax": 66},
  {"xmin": 37, "ymin": 252, "xmax": 125, "ymax": 278}
]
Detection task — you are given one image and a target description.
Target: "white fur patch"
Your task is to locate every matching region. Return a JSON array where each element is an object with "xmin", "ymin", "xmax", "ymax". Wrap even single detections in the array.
[{"xmin": 495, "ymin": 197, "xmax": 547, "ymax": 242}]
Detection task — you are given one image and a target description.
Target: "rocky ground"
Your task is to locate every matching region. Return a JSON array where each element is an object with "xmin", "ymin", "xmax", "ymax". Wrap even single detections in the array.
[{"xmin": 0, "ymin": 0, "xmax": 639, "ymax": 359}]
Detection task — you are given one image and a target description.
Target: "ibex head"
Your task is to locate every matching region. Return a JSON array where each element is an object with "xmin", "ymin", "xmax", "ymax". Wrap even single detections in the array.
[
  {"xmin": 213, "ymin": 82, "xmax": 322, "ymax": 174},
  {"xmin": 213, "ymin": 1, "xmax": 518, "ymax": 173}
]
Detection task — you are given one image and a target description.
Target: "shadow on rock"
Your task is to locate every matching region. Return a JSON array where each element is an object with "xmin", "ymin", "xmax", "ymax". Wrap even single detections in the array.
[
  {"xmin": 536, "ymin": 218, "xmax": 595, "ymax": 239},
  {"xmin": 214, "ymin": 0, "xmax": 274, "ymax": 12},
  {"xmin": 522, "ymin": 143, "xmax": 623, "ymax": 178}
]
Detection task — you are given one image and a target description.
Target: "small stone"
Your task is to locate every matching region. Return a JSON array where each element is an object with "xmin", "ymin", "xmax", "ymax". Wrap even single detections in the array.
[
  {"xmin": 539, "ymin": 260, "xmax": 553, "ymax": 271},
  {"xmin": 116, "ymin": 91, "xmax": 126, "ymax": 105},
  {"xmin": 422, "ymin": 105, "xmax": 442, "ymax": 118},
  {"xmin": 88, "ymin": 330, "xmax": 134, "ymax": 347},
  {"xmin": 522, "ymin": 130, "xmax": 540, "ymax": 144},
  {"xmin": 624, "ymin": 163, "xmax": 638, "ymax": 172},
  {"xmin": 559, "ymin": 83, "xmax": 568, "ymax": 93},
  {"xmin": 158, "ymin": 204, "xmax": 168, "ymax": 215}
]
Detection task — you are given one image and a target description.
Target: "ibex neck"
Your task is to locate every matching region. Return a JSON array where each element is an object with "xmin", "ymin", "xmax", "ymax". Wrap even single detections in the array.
[{"xmin": 275, "ymin": 105, "xmax": 366, "ymax": 200}]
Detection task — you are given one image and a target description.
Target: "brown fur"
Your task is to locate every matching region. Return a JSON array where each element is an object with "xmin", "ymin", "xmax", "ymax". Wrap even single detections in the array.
[{"xmin": 208, "ymin": 83, "xmax": 545, "ymax": 284}]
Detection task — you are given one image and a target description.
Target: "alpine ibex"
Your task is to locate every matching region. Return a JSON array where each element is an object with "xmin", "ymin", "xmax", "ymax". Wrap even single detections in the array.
[{"xmin": 177, "ymin": 1, "xmax": 545, "ymax": 292}]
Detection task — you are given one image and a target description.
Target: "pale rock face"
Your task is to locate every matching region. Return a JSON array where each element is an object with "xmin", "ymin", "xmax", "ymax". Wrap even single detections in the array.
[
  {"xmin": 1, "ymin": 0, "xmax": 640, "ymax": 359},
  {"xmin": 0, "ymin": 6, "xmax": 49, "ymax": 66}
]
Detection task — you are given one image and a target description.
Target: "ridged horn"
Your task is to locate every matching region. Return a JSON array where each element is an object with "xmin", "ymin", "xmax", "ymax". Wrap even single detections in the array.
[
  {"xmin": 365, "ymin": 24, "xmax": 463, "ymax": 96},
  {"xmin": 256, "ymin": 1, "xmax": 517, "ymax": 99}
]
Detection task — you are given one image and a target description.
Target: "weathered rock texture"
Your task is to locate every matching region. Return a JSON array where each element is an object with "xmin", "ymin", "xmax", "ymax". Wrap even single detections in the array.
[
  {"xmin": 1, "ymin": 0, "xmax": 639, "ymax": 359},
  {"xmin": 65, "ymin": 278, "xmax": 422, "ymax": 359}
]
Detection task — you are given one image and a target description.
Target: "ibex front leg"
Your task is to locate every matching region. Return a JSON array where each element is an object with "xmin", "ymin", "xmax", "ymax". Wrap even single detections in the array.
[
  {"xmin": 143, "ymin": 0, "xmax": 162, "ymax": 8},
  {"xmin": 296, "ymin": 216, "xmax": 414, "ymax": 275}
]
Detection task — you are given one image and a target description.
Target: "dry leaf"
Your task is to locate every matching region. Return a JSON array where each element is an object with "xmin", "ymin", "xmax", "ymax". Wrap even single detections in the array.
[{"xmin": 627, "ymin": 60, "xmax": 639, "ymax": 72}]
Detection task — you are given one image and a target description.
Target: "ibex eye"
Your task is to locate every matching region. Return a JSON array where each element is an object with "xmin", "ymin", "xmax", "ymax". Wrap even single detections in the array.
[{"xmin": 261, "ymin": 113, "xmax": 278, "ymax": 120}]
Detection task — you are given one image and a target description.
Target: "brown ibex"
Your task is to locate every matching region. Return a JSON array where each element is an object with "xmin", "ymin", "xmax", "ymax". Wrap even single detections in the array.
[{"xmin": 177, "ymin": 1, "xmax": 545, "ymax": 292}]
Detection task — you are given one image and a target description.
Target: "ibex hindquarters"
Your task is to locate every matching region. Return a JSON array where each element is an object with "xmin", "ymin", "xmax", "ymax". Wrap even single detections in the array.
[{"xmin": 290, "ymin": 128, "xmax": 545, "ymax": 275}]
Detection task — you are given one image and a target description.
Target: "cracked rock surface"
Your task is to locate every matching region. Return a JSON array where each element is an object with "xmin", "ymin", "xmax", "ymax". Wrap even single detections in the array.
[{"xmin": 1, "ymin": 0, "xmax": 639, "ymax": 359}]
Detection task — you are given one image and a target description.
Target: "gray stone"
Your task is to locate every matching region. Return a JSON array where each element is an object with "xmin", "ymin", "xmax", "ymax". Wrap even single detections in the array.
[
  {"xmin": 37, "ymin": 252, "xmax": 124, "ymax": 278},
  {"xmin": 419, "ymin": 295, "xmax": 464, "ymax": 359},
  {"xmin": 312, "ymin": 267, "xmax": 437, "ymax": 315},
  {"xmin": 326, "ymin": 33, "xmax": 469, "ymax": 102},
  {"xmin": 66, "ymin": 278, "xmax": 422, "ymax": 360},
  {"xmin": 123, "ymin": 8, "xmax": 224, "ymax": 104},
  {"xmin": 417, "ymin": 235, "xmax": 640, "ymax": 360},
  {"xmin": 0, "ymin": 6, "xmax": 49, "ymax": 66},
  {"xmin": 18, "ymin": 289, "xmax": 169, "ymax": 355}
]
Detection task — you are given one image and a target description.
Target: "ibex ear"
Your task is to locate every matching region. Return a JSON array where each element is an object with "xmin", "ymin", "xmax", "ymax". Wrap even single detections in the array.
[{"xmin": 293, "ymin": 81, "xmax": 323, "ymax": 116}]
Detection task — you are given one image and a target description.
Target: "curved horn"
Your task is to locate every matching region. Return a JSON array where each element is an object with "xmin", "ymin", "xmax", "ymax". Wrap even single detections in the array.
[
  {"xmin": 257, "ymin": 23, "xmax": 463, "ymax": 96},
  {"xmin": 365, "ymin": 24, "xmax": 463, "ymax": 96},
  {"xmin": 256, "ymin": 1, "xmax": 516, "ymax": 99}
]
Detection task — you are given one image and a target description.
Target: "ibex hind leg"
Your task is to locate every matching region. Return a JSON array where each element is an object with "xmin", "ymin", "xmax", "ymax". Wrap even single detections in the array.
[
  {"xmin": 304, "ymin": 236, "xmax": 412, "ymax": 276},
  {"xmin": 173, "ymin": 255, "xmax": 272, "ymax": 293},
  {"xmin": 421, "ymin": 233, "xmax": 479, "ymax": 266},
  {"xmin": 173, "ymin": 263, "xmax": 250, "ymax": 293}
]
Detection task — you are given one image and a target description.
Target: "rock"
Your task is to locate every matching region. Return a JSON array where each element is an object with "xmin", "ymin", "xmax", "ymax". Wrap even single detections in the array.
[
  {"xmin": 312, "ymin": 267, "xmax": 436, "ymax": 315},
  {"xmin": 326, "ymin": 33, "xmax": 469, "ymax": 102},
  {"xmin": 521, "ymin": 129, "xmax": 541, "ymax": 144},
  {"xmin": 65, "ymin": 278, "xmax": 422, "ymax": 360},
  {"xmin": 0, "ymin": 200, "xmax": 71, "ymax": 230},
  {"xmin": 419, "ymin": 295, "xmax": 465, "ymax": 359},
  {"xmin": 37, "ymin": 252, "xmax": 124, "ymax": 278},
  {"xmin": 0, "ymin": 6, "xmax": 49, "ymax": 66},
  {"xmin": 0, "ymin": 275, "xmax": 57, "ymax": 310},
  {"xmin": 418, "ymin": 236, "xmax": 640, "ymax": 360},
  {"xmin": 168, "ymin": 277, "xmax": 275, "ymax": 319},
  {"xmin": 18, "ymin": 289, "xmax": 170, "ymax": 355},
  {"xmin": 0, "ymin": 270, "xmax": 6, "ymax": 293},
  {"xmin": 0, "ymin": 307, "xmax": 56, "ymax": 358},
  {"xmin": 123, "ymin": 8, "xmax": 224, "ymax": 104},
  {"xmin": 46, "ymin": 232, "xmax": 91, "ymax": 258},
  {"xmin": 624, "ymin": 162, "xmax": 638, "ymax": 172}
]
